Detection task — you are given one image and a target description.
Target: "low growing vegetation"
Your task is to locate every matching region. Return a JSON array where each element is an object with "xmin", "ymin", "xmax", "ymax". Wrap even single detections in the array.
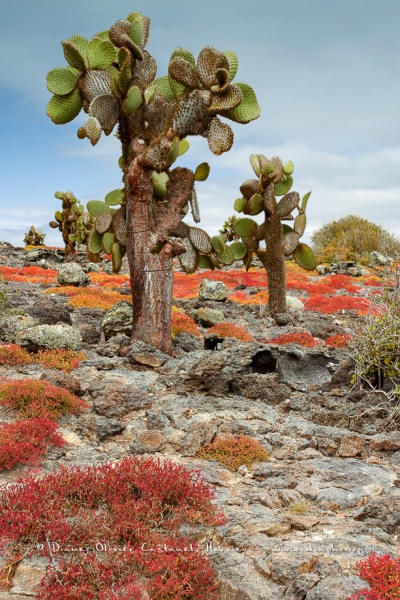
[
  {"xmin": 347, "ymin": 551, "xmax": 400, "ymax": 599},
  {"xmin": 196, "ymin": 434, "xmax": 269, "ymax": 471}
]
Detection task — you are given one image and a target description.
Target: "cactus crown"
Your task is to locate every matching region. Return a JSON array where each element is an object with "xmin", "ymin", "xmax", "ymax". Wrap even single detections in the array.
[
  {"xmin": 49, "ymin": 191, "xmax": 93, "ymax": 258},
  {"xmin": 24, "ymin": 226, "xmax": 46, "ymax": 247}
]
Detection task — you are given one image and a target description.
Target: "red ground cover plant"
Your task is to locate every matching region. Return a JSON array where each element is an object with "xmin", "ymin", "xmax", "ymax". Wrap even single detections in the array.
[
  {"xmin": 346, "ymin": 552, "xmax": 400, "ymax": 599},
  {"xmin": 0, "ymin": 379, "xmax": 88, "ymax": 420},
  {"xmin": 287, "ymin": 274, "xmax": 359, "ymax": 295},
  {"xmin": 89, "ymin": 272, "xmax": 130, "ymax": 288},
  {"xmin": 325, "ymin": 334, "xmax": 352, "ymax": 348},
  {"xmin": 207, "ymin": 322, "xmax": 253, "ymax": 342},
  {"xmin": 0, "ymin": 418, "xmax": 64, "ymax": 471},
  {"xmin": 269, "ymin": 332, "xmax": 320, "ymax": 348},
  {"xmin": 45, "ymin": 286, "xmax": 129, "ymax": 310},
  {"xmin": 0, "ymin": 345, "xmax": 86, "ymax": 372},
  {"xmin": 196, "ymin": 434, "xmax": 269, "ymax": 471},
  {"xmin": 171, "ymin": 311, "xmax": 200, "ymax": 339},
  {"xmin": 302, "ymin": 294, "xmax": 372, "ymax": 315},
  {"xmin": 0, "ymin": 266, "xmax": 58, "ymax": 284},
  {"xmin": 172, "ymin": 268, "xmax": 268, "ymax": 299},
  {"xmin": 0, "ymin": 457, "xmax": 225, "ymax": 599},
  {"xmin": 36, "ymin": 349, "xmax": 87, "ymax": 372},
  {"xmin": 228, "ymin": 289, "xmax": 269, "ymax": 305},
  {"xmin": 0, "ymin": 344, "xmax": 33, "ymax": 366}
]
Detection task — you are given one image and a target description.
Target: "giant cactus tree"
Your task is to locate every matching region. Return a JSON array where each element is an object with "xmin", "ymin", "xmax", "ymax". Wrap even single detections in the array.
[
  {"xmin": 224, "ymin": 155, "xmax": 316, "ymax": 316},
  {"xmin": 46, "ymin": 11, "xmax": 260, "ymax": 354}
]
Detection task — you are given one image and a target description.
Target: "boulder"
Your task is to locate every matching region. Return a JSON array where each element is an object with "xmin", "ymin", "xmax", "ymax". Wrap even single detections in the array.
[
  {"xmin": 198, "ymin": 279, "xmax": 228, "ymax": 302},
  {"xmin": 57, "ymin": 262, "xmax": 90, "ymax": 286},
  {"xmin": 16, "ymin": 323, "xmax": 82, "ymax": 351},
  {"xmin": 191, "ymin": 307, "xmax": 225, "ymax": 327}
]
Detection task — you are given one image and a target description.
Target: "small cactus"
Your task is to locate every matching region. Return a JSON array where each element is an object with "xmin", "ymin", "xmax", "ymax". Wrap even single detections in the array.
[
  {"xmin": 24, "ymin": 226, "xmax": 46, "ymax": 247},
  {"xmin": 49, "ymin": 191, "xmax": 93, "ymax": 258}
]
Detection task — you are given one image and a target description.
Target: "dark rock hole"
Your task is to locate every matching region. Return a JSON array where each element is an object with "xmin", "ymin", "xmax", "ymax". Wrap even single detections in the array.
[{"xmin": 251, "ymin": 350, "xmax": 277, "ymax": 374}]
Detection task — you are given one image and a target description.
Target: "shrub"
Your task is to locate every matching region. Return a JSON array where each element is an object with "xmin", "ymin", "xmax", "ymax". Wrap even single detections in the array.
[
  {"xmin": 325, "ymin": 334, "xmax": 351, "ymax": 348},
  {"xmin": 0, "ymin": 344, "xmax": 33, "ymax": 366},
  {"xmin": 0, "ymin": 379, "xmax": 88, "ymax": 420},
  {"xmin": 196, "ymin": 434, "xmax": 269, "ymax": 471},
  {"xmin": 0, "ymin": 457, "xmax": 225, "ymax": 599},
  {"xmin": 269, "ymin": 332, "xmax": 319, "ymax": 348},
  {"xmin": 36, "ymin": 349, "xmax": 87, "ymax": 372},
  {"xmin": 171, "ymin": 312, "xmax": 200, "ymax": 339},
  {"xmin": 346, "ymin": 552, "xmax": 400, "ymax": 599},
  {"xmin": 311, "ymin": 215, "xmax": 400, "ymax": 265},
  {"xmin": 0, "ymin": 418, "xmax": 64, "ymax": 471},
  {"xmin": 288, "ymin": 501, "xmax": 310, "ymax": 515},
  {"xmin": 207, "ymin": 323, "xmax": 253, "ymax": 342}
]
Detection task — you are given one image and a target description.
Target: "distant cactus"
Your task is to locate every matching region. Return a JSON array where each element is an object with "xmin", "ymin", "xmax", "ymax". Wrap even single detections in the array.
[
  {"xmin": 24, "ymin": 226, "xmax": 46, "ymax": 247},
  {"xmin": 49, "ymin": 191, "xmax": 93, "ymax": 259},
  {"xmin": 225, "ymin": 155, "xmax": 316, "ymax": 316},
  {"xmin": 46, "ymin": 11, "xmax": 260, "ymax": 352}
]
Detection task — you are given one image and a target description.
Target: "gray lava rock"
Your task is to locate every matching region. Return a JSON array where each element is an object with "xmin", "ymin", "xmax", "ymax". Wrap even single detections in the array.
[
  {"xmin": 24, "ymin": 296, "xmax": 72, "ymax": 325},
  {"xmin": 191, "ymin": 307, "xmax": 225, "ymax": 327},
  {"xmin": 15, "ymin": 323, "xmax": 82, "ymax": 351},
  {"xmin": 198, "ymin": 279, "xmax": 228, "ymax": 302},
  {"xmin": 102, "ymin": 301, "xmax": 133, "ymax": 339},
  {"xmin": 57, "ymin": 262, "xmax": 90, "ymax": 286},
  {"xmin": 0, "ymin": 314, "xmax": 37, "ymax": 342},
  {"xmin": 306, "ymin": 575, "xmax": 365, "ymax": 600}
]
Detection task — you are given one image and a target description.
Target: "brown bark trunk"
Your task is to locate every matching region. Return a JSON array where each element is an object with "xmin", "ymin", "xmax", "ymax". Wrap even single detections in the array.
[
  {"xmin": 265, "ymin": 211, "xmax": 286, "ymax": 316},
  {"xmin": 126, "ymin": 161, "xmax": 174, "ymax": 355}
]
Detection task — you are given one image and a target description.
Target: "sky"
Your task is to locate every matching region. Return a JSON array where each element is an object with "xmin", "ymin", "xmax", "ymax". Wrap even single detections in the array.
[{"xmin": 0, "ymin": 0, "xmax": 399, "ymax": 248}]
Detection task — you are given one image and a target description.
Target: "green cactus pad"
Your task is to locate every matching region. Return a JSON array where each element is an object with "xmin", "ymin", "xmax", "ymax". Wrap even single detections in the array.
[
  {"xmin": 259, "ymin": 155, "xmax": 273, "ymax": 177},
  {"xmin": 129, "ymin": 15, "xmax": 145, "ymax": 45},
  {"xmin": 118, "ymin": 54, "xmax": 132, "ymax": 95},
  {"xmin": 68, "ymin": 234, "xmax": 77, "ymax": 243},
  {"xmin": 109, "ymin": 20, "xmax": 143, "ymax": 60},
  {"xmin": 274, "ymin": 176, "xmax": 293, "ymax": 197},
  {"xmin": 214, "ymin": 68, "xmax": 230, "ymax": 91},
  {"xmin": 283, "ymin": 161, "xmax": 294, "ymax": 176},
  {"xmin": 224, "ymin": 50, "xmax": 239, "ymax": 81},
  {"xmin": 228, "ymin": 241, "xmax": 247, "ymax": 260},
  {"xmin": 84, "ymin": 116, "xmax": 102, "ymax": 145},
  {"xmin": 301, "ymin": 191, "xmax": 312, "ymax": 212},
  {"xmin": 92, "ymin": 30, "xmax": 110, "ymax": 42},
  {"xmin": 217, "ymin": 246, "xmax": 235, "ymax": 265},
  {"xmin": 276, "ymin": 191, "xmax": 300, "ymax": 217},
  {"xmin": 88, "ymin": 230, "xmax": 103, "ymax": 254},
  {"xmin": 233, "ymin": 217, "xmax": 258, "ymax": 238},
  {"xmin": 178, "ymin": 139, "xmax": 190, "ymax": 156},
  {"xmin": 190, "ymin": 189, "xmax": 201, "ymax": 223},
  {"xmin": 49, "ymin": 221, "xmax": 59, "ymax": 229},
  {"xmin": 46, "ymin": 68, "xmax": 79, "ymax": 96},
  {"xmin": 55, "ymin": 210, "xmax": 63, "ymax": 222},
  {"xmin": 118, "ymin": 156, "xmax": 125, "ymax": 170},
  {"xmin": 95, "ymin": 212, "xmax": 113, "ymax": 235},
  {"xmin": 123, "ymin": 85, "xmax": 142, "ymax": 115},
  {"xmin": 282, "ymin": 224, "xmax": 295, "ymax": 235},
  {"xmin": 89, "ymin": 95, "xmax": 120, "ymax": 135},
  {"xmin": 198, "ymin": 255, "xmax": 215, "ymax": 270},
  {"xmin": 207, "ymin": 117, "xmax": 234, "ymax": 155},
  {"xmin": 188, "ymin": 228, "xmax": 212, "ymax": 254},
  {"xmin": 169, "ymin": 57, "xmax": 201, "ymax": 90},
  {"xmin": 151, "ymin": 172, "xmax": 169, "ymax": 198},
  {"xmin": 294, "ymin": 213, "xmax": 307, "ymax": 237},
  {"xmin": 166, "ymin": 137, "xmax": 181, "ymax": 166},
  {"xmin": 87, "ymin": 200, "xmax": 111, "ymax": 218},
  {"xmin": 87, "ymin": 39, "xmax": 116, "ymax": 69},
  {"xmin": 151, "ymin": 76, "xmax": 176, "ymax": 101},
  {"xmin": 108, "ymin": 66, "xmax": 123, "ymax": 100},
  {"xmin": 194, "ymin": 162, "xmax": 210, "ymax": 181},
  {"xmin": 62, "ymin": 36, "xmax": 89, "ymax": 72},
  {"xmin": 170, "ymin": 48, "xmax": 196, "ymax": 67},
  {"xmin": 178, "ymin": 238, "xmax": 199, "ymax": 274},
  {"xmin": 222, "ymin": 83, "xmax": 260, "ymax": 124},
  {"xmin": 46, "ymin": 88, "xmax": 83, "ymax": 124},
  {"xmin": 111, "ymin": 242, "xmax": 123, "ymax": 273},
  {"xmin": 105, "ymin": 188, "xmax": 124, "ymax": 206},
  {"xmin": 167, "ymin": 75, "xmax": 186, "ymax": 99},
  {"xmin": 234, "ymin": 197, "xmax": 247, "ymax": 213},
  {"xmin": 293, "ymin": 243, "xmax": 316, "ymax": 271},
  {"xmin": 240, "ymin": 179, "xmax": 259, "ymax": 199},
  {"xmin": 102, "ymin": 232, "xmax": 115, "ymax": 254},
  {"xmin": 112, "ymin": 208, "xmax": 127, "ymax": 246},
  {"xmin": 211, "ymin": 235, "xmax": 226, "ymax": 254},
  {"xmin": 283, "ymin": 231, "xmax": 300, "ymax": 256},
  {"xmin": 197, "ymin": 47, "xmax": 229, "ymax": 89},
  {"xmin": 247, "ymin": 193, "xmax": 263, "ymax": 215}
]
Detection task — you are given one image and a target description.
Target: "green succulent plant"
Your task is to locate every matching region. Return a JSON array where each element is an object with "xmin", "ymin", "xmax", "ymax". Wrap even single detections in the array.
[
  {"xmin": 24, "ymin": 226, "xmax": 46, "ymax": 247},
  {"xmin": 49, "ymin": 191, "xmax": 93, "ymax": 258}
]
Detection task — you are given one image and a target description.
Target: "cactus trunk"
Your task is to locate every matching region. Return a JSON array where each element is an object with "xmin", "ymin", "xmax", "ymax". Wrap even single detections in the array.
[
  {"xmin": 265, "ymin": 210, "xmax": 286, "ymax": 316},
  {"xmin": 126, "ymin": 162, "xmax": 174, "ymax": 355}
]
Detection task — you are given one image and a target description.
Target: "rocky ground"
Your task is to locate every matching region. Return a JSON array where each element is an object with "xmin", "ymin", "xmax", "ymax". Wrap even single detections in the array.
[{"xmin": 0, "ymin": 243, "xmax": 399, "ymax": 600}]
